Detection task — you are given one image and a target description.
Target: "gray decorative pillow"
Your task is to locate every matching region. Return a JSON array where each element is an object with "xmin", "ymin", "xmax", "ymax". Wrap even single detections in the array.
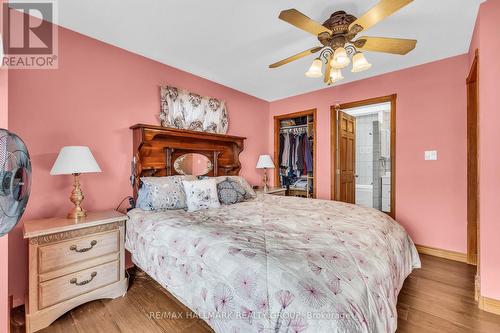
[
  {"xmin": 215, "ymin": 176, "xmax": 256, "ymax": 199},
  {"xmin": 217, "ymin": 178, "xmax": 247, "ymax": 205},
  {"xmin": 182, "ymin": 178, "xmax": 221, "ymax": 212},
  {"xmin": 141, "ymin": 175, "xmax": 196, "ymax": 210}
]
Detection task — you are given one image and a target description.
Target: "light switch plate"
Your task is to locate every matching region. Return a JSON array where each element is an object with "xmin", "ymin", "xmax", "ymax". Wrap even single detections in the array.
[{"xmin": 424, "ymin": 150, "xmax": 438, "ymax": 161}]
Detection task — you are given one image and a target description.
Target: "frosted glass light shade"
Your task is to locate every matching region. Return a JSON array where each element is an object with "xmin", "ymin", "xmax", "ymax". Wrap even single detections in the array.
[
  {"xmin": 331, "ymin": 47, "xmax": 350, "ymax": 69},
  {"xmin": 256, "ymin": 155, "xmax": 275, "ymax": 169},
  {"xmin": 330, "ymin": 68, "xmax": 344, "ymax": 83},
  {"xmin": 305, "ymin": 58, "xmax": 323, "ymax": 78},
  {"xmin": 352, "ymin": 52, "xmax": 372, "ymax": 73},
  {"xmin": 50, "ymin": 146, "xmax": 102, "ymax": 175}
]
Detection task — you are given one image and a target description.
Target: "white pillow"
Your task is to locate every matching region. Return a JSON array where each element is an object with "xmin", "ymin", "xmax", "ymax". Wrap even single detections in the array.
[{"xmin": 182, "ymin": 178, "xmax": 221, "ymax": 212}]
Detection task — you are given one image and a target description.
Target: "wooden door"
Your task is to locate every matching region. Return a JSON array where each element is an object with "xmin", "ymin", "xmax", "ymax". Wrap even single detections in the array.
[
  {"xmin": 467, "ymin": 53, "xmax": 478, "ymax": 267},
  {"xmin": 338, "ymin": 111, "xmax": 356, "ymax": 204}
]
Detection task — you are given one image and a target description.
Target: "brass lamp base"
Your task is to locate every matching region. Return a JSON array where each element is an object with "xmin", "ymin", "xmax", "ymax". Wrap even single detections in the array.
[
  {"xmin": 68, "ymin": 173, "xmax": 87, "ymax": 220},
  {"xmin": 263, "ymin": 168, "xmax": 269, "ymax": 192},
  {"xmin": 67, "ymin": 207, "xmax": 86, "ymax": 220}
]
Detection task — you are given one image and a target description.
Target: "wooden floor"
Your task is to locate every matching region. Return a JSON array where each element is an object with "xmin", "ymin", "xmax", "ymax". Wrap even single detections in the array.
[{"xmin": 12, "ymin": 254, "xmax": 500, "ymax": 333}]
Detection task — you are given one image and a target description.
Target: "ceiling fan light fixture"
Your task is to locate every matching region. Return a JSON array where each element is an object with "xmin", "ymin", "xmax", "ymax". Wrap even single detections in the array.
[
  {"xmin": 330, "ymin": 68, "xmax": 344, "ymax": 83},
  {"xmin": 332, "ymin": 47, "xmax": 350, "ymax": 69},
  {"xmin": 305, "ymin": 58, "xmax": 323, "ymax": 78},
  {"xmin": 352, "ymin": 52, "xmax": 372, "ymax": 73}
]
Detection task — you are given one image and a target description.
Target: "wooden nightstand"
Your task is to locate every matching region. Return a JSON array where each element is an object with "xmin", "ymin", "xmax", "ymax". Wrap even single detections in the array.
[
  {"xmin": 257, "ymin": 187, "xmax": 287, "ymax": 196},
  {"xmin": 23, "ymin": 210, "xmax": 129, "ymax": 332}
]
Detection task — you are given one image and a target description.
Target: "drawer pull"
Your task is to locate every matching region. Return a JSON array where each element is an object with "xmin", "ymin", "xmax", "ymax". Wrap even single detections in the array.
[
  {"xmin": 70, "ymin": 272, "xmax": 97, "ymax": 286},
  {"xmin": 69, "ymin": 240, "xmax": 97, "ymax": 253}
]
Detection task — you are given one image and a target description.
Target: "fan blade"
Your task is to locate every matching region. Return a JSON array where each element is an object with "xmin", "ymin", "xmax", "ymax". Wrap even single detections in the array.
[
  {"xmin": 354, "ymin": 36, "xmax": 416, "ymax": 55},
  {"xmin": 269, "ymin": 46, "xmax": 322, "ymax": 68},
  {"xmin": 279, "ymin": 9, "xmax": 332, "ymax": 36},
  {"xmin": 324, "ymin": 55, "xmax": 332, "ymax": 84},
  {"xmin": 349, "ymin": 0, "xmax": 413, "ymax": 33}
]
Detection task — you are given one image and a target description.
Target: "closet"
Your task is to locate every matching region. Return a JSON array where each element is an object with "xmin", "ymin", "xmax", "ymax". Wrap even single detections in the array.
[{"xmin": 273, "ymin": 109, "xmax": 316, "ymax": 198}]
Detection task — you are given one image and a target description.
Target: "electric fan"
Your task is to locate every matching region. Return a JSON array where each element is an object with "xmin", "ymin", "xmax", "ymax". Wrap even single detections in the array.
[{"xmin": 0, "ymin": 129, "xmax": 31, "ymax": 237}]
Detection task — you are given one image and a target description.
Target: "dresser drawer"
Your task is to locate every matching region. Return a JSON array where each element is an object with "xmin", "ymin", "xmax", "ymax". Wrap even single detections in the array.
[
  {"xmin": 39, "ymin": 230, "xmax": 119, "ymax": 274},
  {"xmin": 39, "ymin": 260, "xmax": 119, "ymax": 309}
]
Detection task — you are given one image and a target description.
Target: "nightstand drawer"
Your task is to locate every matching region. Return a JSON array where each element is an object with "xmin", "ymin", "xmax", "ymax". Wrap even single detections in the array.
[
  {"xmin": 39, "ymin": 230, "xmax": 120, "ymax": 274},
  {"xmin": 39, "ymin": 260, "xmax": 119, "ymax": 309}
]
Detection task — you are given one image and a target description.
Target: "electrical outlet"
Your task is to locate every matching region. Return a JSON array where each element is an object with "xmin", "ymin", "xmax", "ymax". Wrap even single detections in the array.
[{"xmin": 424, "ymin": 150, "xmax": 438, "ymax": 161}]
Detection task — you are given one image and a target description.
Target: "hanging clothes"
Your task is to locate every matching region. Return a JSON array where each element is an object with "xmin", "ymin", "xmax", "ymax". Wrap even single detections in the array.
[
  {"xmin": 302, "ymin": 134, "xmax": 308, "ymax": 172},
  {"xmin": 288, "ymin": 133, "xmax": 294, "ymax": 171},
  {"xmin": 304, "ymin": 135, "xmax": 313, "ymax": 172},
  {"xmin": 296, "ymin": 133, "xmax": 305, "ymax": 173},
  {"xmin": 281, "ymin": 133, "xmax": 290, "ymax": 167},
  {"xmin": 279, "ymin": 133, "xmax": 285, "ymax": 166},
  {"xmin": 294, "ymin": 134, "xmax": 300, "ymax": 172}
]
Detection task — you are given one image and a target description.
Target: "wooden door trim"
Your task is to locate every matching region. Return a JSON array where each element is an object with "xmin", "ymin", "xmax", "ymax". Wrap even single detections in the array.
[
  {"xmin": 466, "ymin": 49, "xmax": 479, "ymax": 267},
  {"xmin": 273, "ymin": 109, "xmax": 317, "ymax": 198},
  {"xmin": 330, "ymin": 94, "xmax": 397, "ymax": 219}
]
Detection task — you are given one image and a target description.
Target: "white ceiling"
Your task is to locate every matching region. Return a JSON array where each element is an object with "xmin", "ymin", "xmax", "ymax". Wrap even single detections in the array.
[{"xmin": 54, "ymin": 0, "xmax": 483, "ymax": 101}]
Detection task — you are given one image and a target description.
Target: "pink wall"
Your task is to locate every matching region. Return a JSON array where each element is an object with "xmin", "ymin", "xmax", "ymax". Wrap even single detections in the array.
[
  {"xmin": 0, "ymin": 68, "xmax": 9, "ymax": 333},
  {"xmin": 269, "ymin": 55, "xmax": 469, "ymax": 254},
  {"xmin": 8, "ymin": 26, "xmax": 269, "ymax": 306},
  {"xmin": 469, "ymin": 0, "xmax": 500, "ymax": 301},
  {"xmin": 0, "ymin": 0, "xmax": 9, "ymax": 329}
]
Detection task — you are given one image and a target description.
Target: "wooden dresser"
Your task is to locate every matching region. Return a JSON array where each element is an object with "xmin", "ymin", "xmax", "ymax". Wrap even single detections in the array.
[{"xmin": 23, "ymin": 210, "xmax": 129, "ymax": 332}]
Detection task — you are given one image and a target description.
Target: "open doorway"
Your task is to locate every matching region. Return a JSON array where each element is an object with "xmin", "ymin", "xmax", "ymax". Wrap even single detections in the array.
[{"xmin": 331, "ymin": 95, "xmax": 396, "ymax": 218}]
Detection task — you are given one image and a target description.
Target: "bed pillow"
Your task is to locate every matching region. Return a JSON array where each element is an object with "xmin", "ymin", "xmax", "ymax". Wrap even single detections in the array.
[
  {"xmin": 217, "ymin": 177, "xmax": 247, "ymax": 205},
  {"xmin": 215, "ymin": 176, "xmax": 256, "ymax": 199},
  {"xmin": 136, "ymin": 186, "xmax": 153, "ymax": 211},
  {"xmin": 141, "ymin": 175, "xmax": 196, "ymax": 210},
  {"xmin": 182, "ymin": 178, "xmax": 221, "ymax": 212}
]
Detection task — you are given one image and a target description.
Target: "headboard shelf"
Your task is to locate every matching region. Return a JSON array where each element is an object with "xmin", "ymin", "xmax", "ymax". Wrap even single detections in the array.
[
  {"xmin": 131, "ymin": 124, "xmax": 246, "ymax": 197},
  {"xmin": 130, "ymin": 124, "xmax": 246, "ymax": 142}
]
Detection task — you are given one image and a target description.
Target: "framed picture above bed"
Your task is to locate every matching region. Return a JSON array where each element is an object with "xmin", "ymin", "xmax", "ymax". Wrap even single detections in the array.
[{"xmin": 159, "ymin": 86, "xmax": 229, "ymax": 134}]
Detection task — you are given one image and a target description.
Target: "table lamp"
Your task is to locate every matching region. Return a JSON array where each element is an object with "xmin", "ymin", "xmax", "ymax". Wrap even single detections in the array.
[
  {"xmin": 256, "ymin": 155, "xmax": 275, "ymax": 192},
  {"xmin": 50, "ymin": 146, "xmax": 101, "ymax": 219}
]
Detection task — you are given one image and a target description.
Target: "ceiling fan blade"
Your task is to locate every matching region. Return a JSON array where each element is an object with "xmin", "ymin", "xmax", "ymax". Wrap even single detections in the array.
[
  {"xmin": 354, "ymin": 36, "xmax": 417, "ymax": 55},
  {"xmin": 349, "ymin": 0, "xmax": 413, "ymax": 33},
  {"xmin": 269, "ymin": 46, "xmax": 322, "ymax": 68},
  {"xmin": 279, "ymin": 9, "xmax": 332, "ymax": 36},
  {"xmin": 324, "ymin": 55, "xmax": 332, "ymax": 84}
]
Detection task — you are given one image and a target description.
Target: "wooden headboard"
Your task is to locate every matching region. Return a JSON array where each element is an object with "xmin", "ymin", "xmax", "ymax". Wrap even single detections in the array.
[{"xmin": 130, "ymin": 124, "xmax": 246, "ymax": 197}]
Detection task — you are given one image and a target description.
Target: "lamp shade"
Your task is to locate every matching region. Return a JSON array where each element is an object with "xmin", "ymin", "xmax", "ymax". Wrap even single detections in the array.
[
  {"xmin": 352, "ymin": 52, "xmax": 372, "ymax": 73},
  {"xmin": 305, "ymin": 58, "xmax": 323, "ymax": 78},
  {"xmin": 50, "ymin": 146, "xmax": 102, "ymax": 175},
  {"xmin": 256, "ymin": 155, "xmax": 275, "ymax": 169},
  {"xmin": 330, "ymin": 68, "xmax": 344, "ymax": 83},
  {"xmin": 331, "ymin": 47, "xmax": 350, "ymax": 69}
]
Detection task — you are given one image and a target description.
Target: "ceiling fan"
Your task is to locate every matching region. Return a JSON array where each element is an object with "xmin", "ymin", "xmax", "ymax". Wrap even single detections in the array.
[{"xmin": 269, "ymin": 0, "xmax": 417, "ymax": 85}]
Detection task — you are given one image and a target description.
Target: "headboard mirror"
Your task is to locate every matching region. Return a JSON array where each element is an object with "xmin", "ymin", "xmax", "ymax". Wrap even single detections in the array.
[
  {"xmin": 130, "ymin": 124, "xmax": 246, "ymax": 198},
  {"xmin": 174, "ymin": 153, "xmax": 213, "ymax": 176}
]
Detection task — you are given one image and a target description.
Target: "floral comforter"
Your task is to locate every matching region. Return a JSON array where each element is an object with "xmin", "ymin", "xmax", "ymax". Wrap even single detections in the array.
[{"xmin": 126, "ymin": 193, "xmax": 420, "ymax": 333}]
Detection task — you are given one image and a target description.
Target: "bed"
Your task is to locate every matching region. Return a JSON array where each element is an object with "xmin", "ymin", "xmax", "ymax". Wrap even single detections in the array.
[{"xmin": 127, "ymin": 124, "xmax": 420, "ymax": 333}]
